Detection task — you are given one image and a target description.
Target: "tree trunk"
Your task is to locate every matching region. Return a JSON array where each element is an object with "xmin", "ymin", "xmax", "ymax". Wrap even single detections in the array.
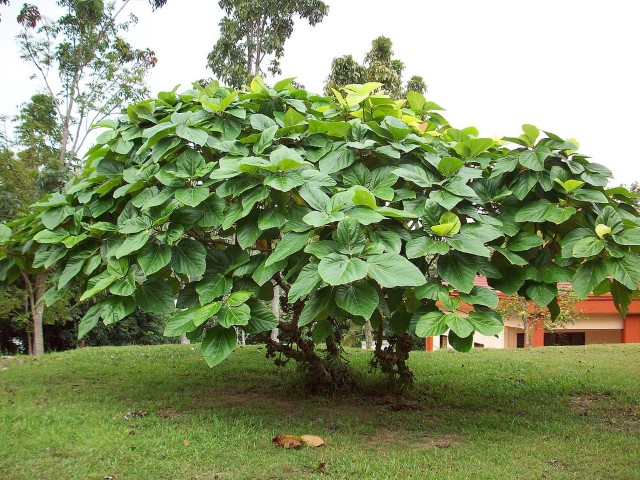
[
  {"xmin": 270, "ymin": 281, "xmax": 279, "ymax": 343},
  {"xmin": 523, "ymin": 317, "xmax": 532, "ymax": 348},
  {"xmin": 32, "ymin": 273, "xmax": 47, "ymax": 355},
  {"xmin": 26, "ymin": 334, "xmax": 33, "ymax": 356},
  {"xmin": 363, "ymin": 320, "xmax": 373, "ymax": 349}
]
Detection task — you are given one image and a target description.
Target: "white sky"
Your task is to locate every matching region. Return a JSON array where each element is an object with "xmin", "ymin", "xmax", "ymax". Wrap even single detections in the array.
[{"xmin": 1, "ymin": 0, "xmax": 638, "ymax": 184}]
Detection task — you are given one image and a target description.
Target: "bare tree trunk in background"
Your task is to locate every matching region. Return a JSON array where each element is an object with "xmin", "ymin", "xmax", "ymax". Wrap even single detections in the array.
[
  {"xmin": 364, "ymin": 320, "xmax": 373, "ymax": 349},
  {"xmin": 523, "ymin": 317, "xmax": 532, "ymax": 349},
  {"xmin": 21, "ymin": 272, "xmax": 47, "ymax": 355},
  {"xmin": 180, "ymin": 334, "xmax": 190, "ymax": 345},
  {"xmin": 271, "ymin": 281, "xmax": 279, "ymax": 343}
]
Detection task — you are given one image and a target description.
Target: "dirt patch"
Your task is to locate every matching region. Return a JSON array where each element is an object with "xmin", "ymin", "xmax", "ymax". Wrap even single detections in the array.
[
  {"xmin": 363, "ymin": 427, "xmax": 463, "ymax": 449},
  {"xmin": 158, "ymin": 406, "xmax": 182, "ymax": 419},
  {"xmin": 570, "ymin": 393, "xmax": 639, "ymax": 431}
]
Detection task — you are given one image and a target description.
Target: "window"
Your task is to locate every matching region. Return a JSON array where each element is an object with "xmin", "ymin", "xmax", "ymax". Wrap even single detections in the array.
[
  {"xmin": 440, "ymin": 335, "xmax": 448, "ymax": 349},
  {"xmin": 544, "ymin": 332, "xmax": 585, "ymax": 346},
  {"xmin": 517, "ymin": 333, "xmax": 524, "ymax": 348}
]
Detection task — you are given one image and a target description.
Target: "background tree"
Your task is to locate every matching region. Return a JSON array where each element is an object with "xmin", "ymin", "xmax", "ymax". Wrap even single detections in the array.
[
  {"xmin": 207, "ymin": 0, "xmax": 329, "ymax": 88},
  {"xmin": 497, "ymin": 287, "xmax": 587, "ymax": 348},
  {"xmin": 1, "ymin": 79, "xmax": 638, "ymax": 390},
  {"xmin": 17, "ymin": 0, "xmax": 159, "ymax": 170},
  {"xmin": 3, "ymin": 0, "xmax": 163, "ymax": 355},
  {"xmin": 324, "ymin": 36, "xmax": 427, "ymax": 98}
]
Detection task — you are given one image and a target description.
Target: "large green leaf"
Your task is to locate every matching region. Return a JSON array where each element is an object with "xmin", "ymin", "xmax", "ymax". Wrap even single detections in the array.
[
  {"xmin": 116, "ymin": 230, "xmax": 151, "ymax": 259},
  {"xmin": 201, "ymin": 326, "xmax": 237, "ymax": 367},
  {"xmin": 244, "ymin": 299, "xmax": 278, "ymax": 334},
  {"xmin": 266, "ymin": 232, "xmax": 312, "ymax": 266},
  {"xmin": 366, "ymin": 253, "xmax": 426, "ymax": 288},
  {"xmin": 135, "ymin": 279, "xmax": 175, "ymax": 313},
  {"xmin": 335, "ymin": 218, "xmax": 366, "ymax": 255},
  {"xmin": 175, "ymin": 186, "xmax": 210, "ymax": 207},
  {"xmin": 468, "ymin": 310, "xmax": 503, "ymax": 336},
  {"xmin": 415, "ymin": 311, "xmax": 447, "ymax": 337},
  {"xmin": 571, "ymin": 260, "xmax": 608, "ymax": 298},
  {"xmin": 78, "ymin": 305, "xmax": 101, "ymax": 339},
  {"xmin": 137, "ymin": 243, "xmax": 171, "ymax": 275},
  {"xmin": 164, "ymin": 302, "xmax": 222, "ymax": 336},
  {"xmin": 288, "ymin": 263, "xmax": 322, "ymax": 303},
  {"xmin": 459, "ymin": 286, "xmax": 499, "ymax": 308},
  {"xmin": 100, "ymin": 297, "xmax": 136, "ymax": 325},
  {"xmin": 526, "ymin": 283, "xmax": 557, "ymax": 306},
  {"xmin": 318, "ymin": 253, "xmax": 368, "ymax": 285},
  {"xmin": 437, "ymin": 254, "xmax": 476, "ymax": 293},
  {"xmin": 614, "ymin": 228, "xmax": 640, "ymax": 246},
  {"xmin": 170, "ymin": 239, "xmax": 207, "ymax": 277},
  {"xmin": 335, "ymin": 282, "xmax": 378, "ymax": 319},
  {"xmin": 196, "ymin": 274, "xmax": 232, "ymax": 304},
  {"xmin": 448, "ymin": 331, "xmax": 474, "ymax": 352},
  {"xmin": 406, "ymin": 237, "xmax": 449, "ymax": 258},
  {"xmin": 445, "ymin": 313, "xmax": 474, "ymax": 338},
  {"xmin": 58, "ymin": 253, "xmax": 89, "ymax": 290},
  {"xmin": 298, "ymin": 288, "xmax": 332, "ymax": 327},
  {"xmin": 608, "ymin": 255, "xmax": 640, "ymax": 290},
  {"xmin": 218, "ymin": 304, "xmax": 251, "ymax": 328}
]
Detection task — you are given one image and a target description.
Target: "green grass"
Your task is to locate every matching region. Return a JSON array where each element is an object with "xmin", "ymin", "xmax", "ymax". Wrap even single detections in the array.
[{"xmin": 1, "ymin": 344, "xmax": 639, "ymax": 480}]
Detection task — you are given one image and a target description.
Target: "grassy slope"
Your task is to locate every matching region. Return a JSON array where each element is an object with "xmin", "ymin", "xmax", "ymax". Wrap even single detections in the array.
[{"xmin": 1, "ymin": 344, "xmax": 639, "ymax": 480}]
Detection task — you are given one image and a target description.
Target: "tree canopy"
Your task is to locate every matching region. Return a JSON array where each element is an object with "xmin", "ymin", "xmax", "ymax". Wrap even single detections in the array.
[
  {"xmin": 207, "ymin": 0, "xmax": 329, "ymax": 88},
  {"xmin": 324, "ymin": 36, "xmax": 427, "ymax": 98},
  {"xmin": 1, "ymin": 78, "xmax": 639, "ymax": 386}
]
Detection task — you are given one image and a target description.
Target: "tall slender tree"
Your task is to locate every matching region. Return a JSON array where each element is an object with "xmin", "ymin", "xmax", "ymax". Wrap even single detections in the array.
[{"xmin": 7, "ymin": 0, "xmax": 163, "ymax": 354}]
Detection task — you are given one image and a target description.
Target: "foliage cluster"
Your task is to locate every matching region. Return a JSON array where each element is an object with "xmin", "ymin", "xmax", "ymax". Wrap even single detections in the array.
[
  {"xmin": 1, "ymin": 78, "xmax": 639, "ymax": 387},
  {"xmin": 324, "ymin": 36, "xmax": 427, "ymax": 99}
]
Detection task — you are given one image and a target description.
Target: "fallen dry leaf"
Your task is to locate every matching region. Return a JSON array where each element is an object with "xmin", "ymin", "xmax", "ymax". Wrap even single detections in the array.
[
  {"xmin": 318, "ymin": 462, "xmax": 326, "ymax": 473},
  {"xmin": 301, "ymin": 434, "xmax": 325, "ymax": 447},
  {"xmin": 272, "ymin": 434, "xmax": 302, "ymax": 449},
  {"xmin": 283, "ymin": 466, "xmax": 293, "ymax": 474},
  {"xmin": 128, "ymin": 430, "xmax": 136, "ymax": 436},
  {"xmin": 183, "ymin": 439, "xmax": 190, "ymax": 446}
]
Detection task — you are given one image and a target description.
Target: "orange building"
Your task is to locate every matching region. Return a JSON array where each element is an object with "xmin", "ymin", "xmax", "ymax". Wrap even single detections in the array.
[{"xmin": 425, "ymin": 277, "xmax": 640, "ymax": 351}]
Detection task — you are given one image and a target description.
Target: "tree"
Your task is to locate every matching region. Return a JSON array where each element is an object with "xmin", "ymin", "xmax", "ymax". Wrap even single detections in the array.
[
  {"xmin": 207, "ymin": 0, "xmax": 329, "ymax": 88},
  {"xmin": 17, "ymin": 0, "xmax": 160, "ymax": 170},
  {"xmin": 497, "ymin": 287, "xmax": 587, "ymax": 348},
  {"xmin": 324, "ymin": 36, "xmax": 427, "ymax": 98},
  {"xmin": 1, "ymin": 78, "xmax": 638, "ymax": 389},
  {"xmin": 5, "ymin": 0, "xmax": 163, "ymax": 354}
]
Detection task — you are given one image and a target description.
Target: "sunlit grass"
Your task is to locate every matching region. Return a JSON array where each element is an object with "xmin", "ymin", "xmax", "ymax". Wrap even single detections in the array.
[{"xmin": 1, "ymin": 344, "xmax": 639, "ymax": 479}]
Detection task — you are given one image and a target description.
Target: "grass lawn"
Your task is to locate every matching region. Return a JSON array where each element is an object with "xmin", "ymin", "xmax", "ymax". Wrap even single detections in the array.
[{"xmin": 1, "ymin": 344, "xmax": 639, "ymax": 480}]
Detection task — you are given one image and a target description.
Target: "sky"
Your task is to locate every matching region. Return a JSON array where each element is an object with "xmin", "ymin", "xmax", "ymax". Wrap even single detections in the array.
[{"xmin": 1, "ymin": 0, "xmax": 638, "ymax": 184}]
